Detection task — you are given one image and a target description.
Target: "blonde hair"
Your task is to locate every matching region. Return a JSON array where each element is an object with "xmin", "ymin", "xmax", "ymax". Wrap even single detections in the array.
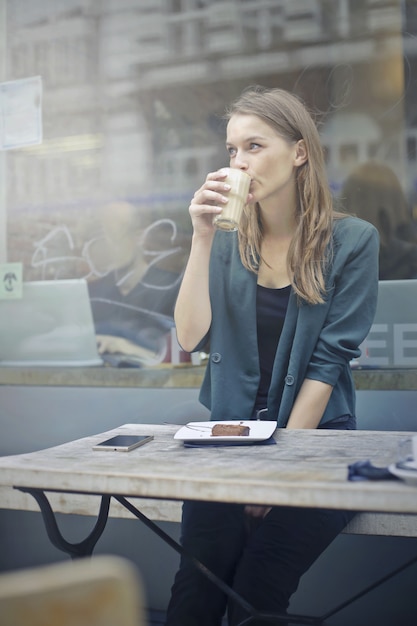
[{"xmin": 225, "ymin": 86, "xmax": 342, "ymax": 305}]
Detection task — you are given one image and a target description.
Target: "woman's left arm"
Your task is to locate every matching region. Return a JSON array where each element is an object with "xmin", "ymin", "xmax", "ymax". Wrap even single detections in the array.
[
  {"xmin": 286, "ymin": 379, "xmax": 333, "ymax": 429},
  {"xmin": 287, "ymin": 220, "xmax": 380, "ymax": 429}
]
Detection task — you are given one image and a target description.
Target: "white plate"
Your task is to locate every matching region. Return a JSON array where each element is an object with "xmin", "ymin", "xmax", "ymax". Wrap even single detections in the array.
[
  {"xmin": 389, "ymin": 462, "xmax": 417, "ymax": 486},
  {"xmin": 174, "ymin": 420, "xmax": 277, "ymax": 444}
]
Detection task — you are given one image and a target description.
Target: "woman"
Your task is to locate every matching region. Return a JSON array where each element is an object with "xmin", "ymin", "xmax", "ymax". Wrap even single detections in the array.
[{"xmin": 166, "ymin": 86, "xmax": 379, "ymax": 626}]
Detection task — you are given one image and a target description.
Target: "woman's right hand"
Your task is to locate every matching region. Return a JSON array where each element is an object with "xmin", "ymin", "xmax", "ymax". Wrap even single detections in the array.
[{"xmin": 189, "ymin": 170, "xmax": 231, "ymax": 236}]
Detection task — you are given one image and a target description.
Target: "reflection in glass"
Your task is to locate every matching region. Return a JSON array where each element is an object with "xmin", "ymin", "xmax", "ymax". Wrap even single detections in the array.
[
  {"xmin": 340, "ymin": 161, "xmax": 417, "ymax": 280},
  {"xmin": 2, "ymin": 0, "xmax": 417, "ymax": 369},
  {"xmin": 86, "ymin": 202, "xmax": 187, "ymax": 367}
]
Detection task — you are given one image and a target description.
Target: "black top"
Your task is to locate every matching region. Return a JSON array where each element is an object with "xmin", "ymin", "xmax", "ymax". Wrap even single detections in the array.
[{"xmin": 255, "ymin": 283, "xmax": 291, "ymax": 411}]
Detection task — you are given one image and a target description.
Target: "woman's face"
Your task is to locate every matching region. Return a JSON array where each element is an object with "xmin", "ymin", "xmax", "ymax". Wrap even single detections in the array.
[{"xmin": 226, "ymin": 113, "xmax": 305, "ymax": 208}]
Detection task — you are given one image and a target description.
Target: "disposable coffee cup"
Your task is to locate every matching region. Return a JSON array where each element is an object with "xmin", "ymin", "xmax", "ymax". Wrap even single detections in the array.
[{"xmin": 213, "ymin": 169, "xmax": 251, "ymax": 232}]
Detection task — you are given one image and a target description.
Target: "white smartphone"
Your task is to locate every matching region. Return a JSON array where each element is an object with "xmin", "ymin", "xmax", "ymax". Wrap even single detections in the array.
[{"xmin": 92, "ymin": 434, "xmax": 154, "ymax": 452}]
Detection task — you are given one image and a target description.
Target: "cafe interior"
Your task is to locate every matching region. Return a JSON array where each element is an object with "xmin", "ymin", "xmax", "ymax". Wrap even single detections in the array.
[{"xmin": 1, "ymin": 1, "xmax": 417, "ymax": 625}]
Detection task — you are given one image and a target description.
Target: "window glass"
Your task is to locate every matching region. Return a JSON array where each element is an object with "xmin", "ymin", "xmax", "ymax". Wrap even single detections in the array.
[{"xmin": 1, "ymin": 0, "xmax": 416, "ymax": 371}]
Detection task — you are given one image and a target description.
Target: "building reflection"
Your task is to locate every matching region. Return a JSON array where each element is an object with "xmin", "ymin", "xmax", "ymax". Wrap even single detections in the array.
[{"xmin": 3, "ymin": 0, "xmax": 417, "ymax": 363}]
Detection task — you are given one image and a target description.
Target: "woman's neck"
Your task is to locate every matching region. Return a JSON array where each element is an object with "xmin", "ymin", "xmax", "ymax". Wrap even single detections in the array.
[
  {"xmin": 258, "ymin": 221, "xmax": 295, "ymax": 288},
  {"xmin": 260, "ymin": 205, "xmax": 297, "ymax": 241},
  {"xmin": 258, "ymin": 186, "xmax": 297, "ymax": 239}
]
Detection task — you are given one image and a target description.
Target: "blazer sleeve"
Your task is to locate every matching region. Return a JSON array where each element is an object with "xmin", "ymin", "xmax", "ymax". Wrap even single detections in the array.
[{"xmin": 305, "ymin": 220, "xmax": 379, "ymax": 386}]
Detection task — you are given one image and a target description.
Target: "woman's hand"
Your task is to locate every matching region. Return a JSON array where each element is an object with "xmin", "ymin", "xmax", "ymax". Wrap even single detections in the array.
[
  {"xmin": 244, "ymin": 505, "xmax": 272, "ymax": 519},
  {"xmin": 189, "ymin": 168, "xmax": 253, "ymax": 236},
  {"xmin": 188, "ymin": 170, "xmax": 231, "ymax": 236},
  {"xmin": 244, "ymin": 505, "xmax": 272, "ymax": 535}
]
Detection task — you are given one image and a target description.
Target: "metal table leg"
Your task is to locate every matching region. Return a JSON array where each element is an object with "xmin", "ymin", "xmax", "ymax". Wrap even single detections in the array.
[
  {"xmin": 17, "ymin": 487, "xmax": 111, "ymax": 559},
  {"xmin": 318, "ymin": 552, "xmax": 417, "ymax": 623},
  {"xmin": 114, "ymin": 496, "xmax": 417, "ymax": 625},
  {"xmin": 114, "ymin": 495, "xmax": 321, "ymax": 625},
  {"xmin": 18, "ymin": 488, "xmax": 417, "ymax": 624}
]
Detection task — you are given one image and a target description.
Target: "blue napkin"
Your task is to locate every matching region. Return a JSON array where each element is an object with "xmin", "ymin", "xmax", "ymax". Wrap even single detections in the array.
[{"xmin": 347, "ymin": 460, "xmax": 398, "ymax": 481}]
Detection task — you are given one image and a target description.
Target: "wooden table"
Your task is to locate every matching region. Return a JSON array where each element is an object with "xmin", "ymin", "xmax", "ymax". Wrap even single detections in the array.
[
  {"xmin": 0, "ymin": 423, "xmax": 416, "ymax": 511},
  {"xmin": 1, "ymin": 423, "xmax": 416, "ymax": 625}
]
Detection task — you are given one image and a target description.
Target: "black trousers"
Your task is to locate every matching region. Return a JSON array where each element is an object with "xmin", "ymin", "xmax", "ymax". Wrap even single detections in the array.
[
  {"xmin": 165, "ymin": 501, "xmax": 354, "ymax": 626},
  {"xmin": 165, "ymin": 417, "xmax": 356, "ymax": 626}
]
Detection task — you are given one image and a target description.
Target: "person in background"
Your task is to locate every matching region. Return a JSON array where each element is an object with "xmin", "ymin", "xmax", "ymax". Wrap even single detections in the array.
[
  {"xmin": 166, "ymin": 86, "xmax": 379, "ymax": 626},
  {"xmin": 87, "ymin": 201, "xmax": 185, "ymax": 365},
  {"xmin": 340, "ymin": 161, "xmax": 417, "ymax": 280}
]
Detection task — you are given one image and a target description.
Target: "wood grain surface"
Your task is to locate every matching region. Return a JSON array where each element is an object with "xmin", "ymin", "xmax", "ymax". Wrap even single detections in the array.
[{"xmin": 0, "ymin": 424, "xmax": 416, "ymax": 514}]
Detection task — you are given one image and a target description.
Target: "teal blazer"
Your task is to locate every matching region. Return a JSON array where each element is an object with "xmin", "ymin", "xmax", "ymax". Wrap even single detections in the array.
[{"xmin": 195, "ymin": 216, "xmax": 379, "ymax": 427}]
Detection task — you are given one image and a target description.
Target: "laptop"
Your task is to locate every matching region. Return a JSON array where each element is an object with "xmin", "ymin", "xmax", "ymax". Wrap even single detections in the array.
[
  {"xmin": 0, "ymin": 279, "xmax": 103, "ymax": 367},
  {"xmin": 355, "ymin": 279, "xmax": 417, "ymax": 368}
]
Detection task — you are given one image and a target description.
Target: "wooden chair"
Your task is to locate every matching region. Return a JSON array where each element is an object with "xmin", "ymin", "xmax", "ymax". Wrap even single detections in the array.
[{"xmin": 0, "ymin": 555, "xmax": 146, "ymax": 626}]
